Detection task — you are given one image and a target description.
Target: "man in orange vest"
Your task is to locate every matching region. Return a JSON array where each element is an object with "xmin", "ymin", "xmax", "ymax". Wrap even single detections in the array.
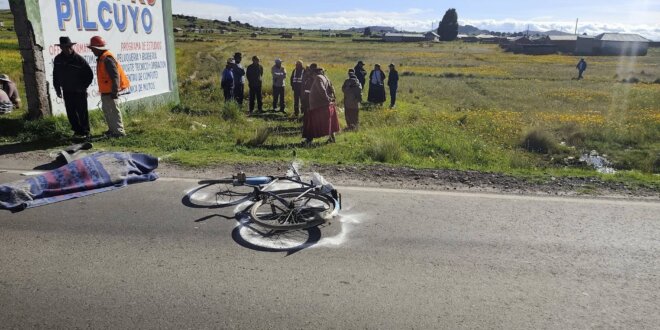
[{"xmin": 88, "ymin": 36, "xmax": 130, "ymax": 138}]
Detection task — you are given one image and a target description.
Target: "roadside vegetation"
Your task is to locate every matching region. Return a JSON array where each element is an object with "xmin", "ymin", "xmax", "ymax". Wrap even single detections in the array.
[{"xmin": 0, "ymin": 11, "xmax": 658, "ymax": 189}]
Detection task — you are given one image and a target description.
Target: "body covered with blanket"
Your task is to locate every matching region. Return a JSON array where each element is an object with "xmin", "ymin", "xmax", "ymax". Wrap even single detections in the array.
[{"xmin": 0, "ymin": 152, "xmax": 158, "ymax": 212}]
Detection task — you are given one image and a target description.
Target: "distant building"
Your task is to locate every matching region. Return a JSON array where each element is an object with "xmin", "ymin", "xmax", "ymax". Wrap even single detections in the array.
[
  {"xmin": 575, "ymin": 33, "xmax": 650, "ymax": 56},
  {"xmin": 425, "ymin": 32, "xmax": 440, "ymax": 42},
  {"xmin": 597, "ymin": 33, "xmax": 650, "ymax": 56},
  {"xmin": 173, "ymin": 27, "xmax": 183, "ymax": 33},
  {"xmin": 548, "ymin": 35, "xmax": 578, "ymax": 53},
  {"xmin": 250, "ymin": 32, "xmax": 259, "ymax": 38},
  {"xmin": 383, "ymin": 33, "xmax": 426, "ymax": 42},
  {"xmin": 281, "ymin": 33, "xmax": 293, "ymax": 39},
  {"xmin": 338, "ymin": 33, "xmax": 353, "ymax": 38}
]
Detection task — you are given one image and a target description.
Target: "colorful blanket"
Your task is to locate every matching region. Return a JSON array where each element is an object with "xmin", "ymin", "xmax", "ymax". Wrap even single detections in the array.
[{"xmin": 0, "ymin": 152, "xmax": 159, "ymax": 212}]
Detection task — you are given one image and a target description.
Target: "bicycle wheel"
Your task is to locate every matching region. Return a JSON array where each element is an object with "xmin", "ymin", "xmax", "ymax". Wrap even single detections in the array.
[
  {"xmin": 183, "ymin": 179, "xmax": 255, "ymax": 208},
  {"xmin": 249, "ymin": 190, "xmax": 338, "ymax": 230}
]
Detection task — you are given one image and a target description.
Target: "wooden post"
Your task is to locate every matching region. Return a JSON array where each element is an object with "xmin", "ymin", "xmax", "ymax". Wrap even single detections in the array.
[{"xmin": 9, "ymin": 0, "xmax": 51, "ymax": 119}]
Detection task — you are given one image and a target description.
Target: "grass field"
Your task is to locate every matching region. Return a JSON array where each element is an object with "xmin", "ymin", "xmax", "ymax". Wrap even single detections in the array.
[{"xmin": 0, "ymin": 13, "xmax": 658, "ymax": 187}]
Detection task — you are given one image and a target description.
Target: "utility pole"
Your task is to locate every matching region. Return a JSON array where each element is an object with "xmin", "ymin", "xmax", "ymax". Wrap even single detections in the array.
[{"xmin": 9, "ymin": 0, "xmax": 50, "ymax": 119}]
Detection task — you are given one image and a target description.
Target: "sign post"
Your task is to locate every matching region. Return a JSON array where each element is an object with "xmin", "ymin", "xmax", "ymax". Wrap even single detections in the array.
[{"xmin": 9, "ymin": 0, "xmax": 179, "ymax": 119}]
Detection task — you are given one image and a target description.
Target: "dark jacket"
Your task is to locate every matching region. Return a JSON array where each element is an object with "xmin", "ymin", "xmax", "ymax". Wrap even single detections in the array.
[
  {"xmin": 388, "ymin": 70, "xmax": 399, "ymax": 89},
  {"xmin": 232, "ymin": 63, "xmax": 245, "ymax": 86},
  {"xmin": 246, "ymin": 63, "xmax": 263, "ymax": 87},
  {"xmin": 354, "ymin": 64, "xmax": 367, "ymax": 87},
  {"xmin": 53, "ymin": 51, "xmax": 93, "ymax": 93}
]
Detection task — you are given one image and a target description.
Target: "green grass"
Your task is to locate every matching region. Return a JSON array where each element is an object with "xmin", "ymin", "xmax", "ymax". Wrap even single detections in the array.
[{"xmin": 0, "ymin": 12, "xmax": 658, "ymax": 189}]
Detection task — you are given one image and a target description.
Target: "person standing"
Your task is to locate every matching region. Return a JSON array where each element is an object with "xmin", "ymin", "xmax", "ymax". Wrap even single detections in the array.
[
  {"xmin": 303, "ymin": 66, "xmax": 340, "ymax": 145},
  {"xmin": 354, "ymin": 61, "xmax": 367, "ymax": 89},
  {"xmin": 576, "ymin": 58, "xmax": 587, "ymax": 80},
  {"xmin": 367, "ymin": 64, "xmax": 386, "ymax": 105},
  {"xmin": 291, "ymin": 60, "xmax": 305, "ymax": 117},
  {"xmin": 300, "ymin": 63, "xmax": 318, "ymax": 120},
  {"xmin": 221, "ymin": 58, "xmax": 235, "ymax": 102},
  {"xmin": 232, "ymin": 52, "xmax": 246, "ymax": 105},
  {"xmin": 246, "ymin": 56, "xmax": 264, "ymax": 114},
  {"xmin": 387, "ymin": 63, "xmax": 399, "ymax": 109},
  {"xmin": 271, "ymin": 58, "xmax": 287, "ymax": 112},
  {"xmin": 0, "ymin": 74, "xmax": 21, "ymax": 109},
  {"xmin": 53, "ymin": 36, "xmax": 94, "ymax": 139},
  {"xmin": 342, "ymin": 69, "xmax": 362, "ymax": 130},
  {"xmin": 88, "ymin": 36, "xmax": 130, "ymax": 138}
]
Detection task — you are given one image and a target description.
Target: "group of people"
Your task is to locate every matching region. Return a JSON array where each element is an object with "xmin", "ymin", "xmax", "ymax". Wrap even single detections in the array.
[
  {"xmin": 0, "ymin": 74, "xmax": 21, "ymax": 115},
  {"xmin": 52, "ymin": 35, "xmax": 130, "ymax": 140},
  {"xmin": 221, "ymin": 56, "xmax": 401, "ymax": 145}
]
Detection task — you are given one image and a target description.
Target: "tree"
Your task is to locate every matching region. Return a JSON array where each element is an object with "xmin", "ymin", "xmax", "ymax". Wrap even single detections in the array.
[
  {"xmin": 228, "ymin": 16, "xmax": 232, "ymax": 23},
  {"xmin": 437, "ymin": 8, "xmax": 459, "ymax": 41},
  {"xmin": 363, "ymin": 27, "xmax": 372, "ymax": 37}
]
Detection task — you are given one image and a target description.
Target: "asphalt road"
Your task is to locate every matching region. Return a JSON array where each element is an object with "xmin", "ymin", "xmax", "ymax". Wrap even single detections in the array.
[{"xmin": 0, "ymin": 171, "xmax": 659, "ymax": 329}]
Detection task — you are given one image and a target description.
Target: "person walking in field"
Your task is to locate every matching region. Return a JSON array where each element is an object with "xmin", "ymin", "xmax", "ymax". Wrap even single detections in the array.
[
  {"xmin": 271, "ymin": 58, "xmax": 287, "ymax": 112},
  {"xmin": 367, "ymin": 64, "xmax": 386, "ymax": 105},
  {"xmin": 87, "ymin": 36, "xmax": 130, "ymax": 138},
  {"xmin": 342, "ymin": 69, "xmax": 362, "ymax": 130},
  {"xmin": 0, "ymin": 74, "xmax": 21, "ymax": 110},
  {"xmin": 232, "ymin": 52, "xmax": 246, "ymax": 105},
  {"xmin": 303, "ymin": 66, "xmax": 340, "ymax": 145},
  {"xmin": 291, "ymin": 60, "xmax": 305, "ymax": 118},
  {"xmin": 246, "ymin": 56, "xmax": 264, "ymax": 114},
  {"xmin": 53, "ymin": 36, "xmax": 94, "ymax": 140},
  {"xmin": 387, "ymin": 63, "xmax": 399, "ymax": 109},
  {"xmin": 576, "ymin": 58, "xmax": 587, "ymax": 80},
  {"xmin": 354, "ymin": 61, "xmax": 367, "ymax": 88},
  {"xmin": 221, "ymin": 58, "xmax": 235, "ymax": 102}
]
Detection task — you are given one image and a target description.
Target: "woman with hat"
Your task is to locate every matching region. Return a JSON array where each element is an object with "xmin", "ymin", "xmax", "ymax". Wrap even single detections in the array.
[
  {"xmin": 303, "ymin": 65, "xmax": 340, "ymax": 145},
  {"xmin": 53, "ymin": 36, "xmax": 94, "ymax": 139},
  {"xmin": 0, "ymin": 74, "xmax": 21, "ymax": 110},
  {"xmin": 367, "ymin": 64, "xmax": 386, "ymax": 105}
]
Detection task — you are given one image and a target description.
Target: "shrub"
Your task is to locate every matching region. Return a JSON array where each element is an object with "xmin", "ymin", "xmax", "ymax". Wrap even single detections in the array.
[
  {"xmin": 245, "ymin": 127, "xmax": 271, "ymax": 147},
  {"xmin": 365, "ymin": 139, "xmax": 404, "ymax": 163},
  {"xmin": 653, "ymin": 154, "xmax": 660, "ymax": 173},
  {"xmin": 654, "ymin": 78, "xmax": 660, "ymax": 84},
  {"xmin": 221, "ymin": 101, "xmax": 242, "ymax": 121},
  {"xmin": 520, "ymin": 129, "xmax": 556, "ymax": 154}
]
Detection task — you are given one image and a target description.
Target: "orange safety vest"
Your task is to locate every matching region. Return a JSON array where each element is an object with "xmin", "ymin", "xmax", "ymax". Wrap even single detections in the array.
[{"xmin": 97, "ymin": 51, "xmax": 130, "ymax": 94}]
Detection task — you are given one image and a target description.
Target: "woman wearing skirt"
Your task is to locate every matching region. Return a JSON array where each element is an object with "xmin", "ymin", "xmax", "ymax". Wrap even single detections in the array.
[{"xmin": 303, "ymin": 66, "xmax": 340, "ymax": 145}]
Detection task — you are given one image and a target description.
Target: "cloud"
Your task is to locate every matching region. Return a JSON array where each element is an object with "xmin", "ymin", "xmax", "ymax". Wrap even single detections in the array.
[{"xmin": 0, "ymin": 0, "xmax": 7, "ymax": 9}]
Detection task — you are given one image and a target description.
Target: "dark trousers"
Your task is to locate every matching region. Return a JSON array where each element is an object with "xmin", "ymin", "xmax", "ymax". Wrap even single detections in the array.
[
  {"xmin": 578, "ymin": 70, "xmax": 585, "ymax": 80},
  {"xmin": 272, "ymin": 86, "xmax": 285, "ymax": 111},
  {"xmin": 63, "ymin": 91, "xmax": 90, "ymax": 135},
  {"xmin": 234, "ymin": 84, "xmax": 244, "ymax": 105},
  {"xmin": 249, "ymin": 84, "xmax": 263, "ymax": 112},
  {"xmin": 223, "ymin": 86, "xmax": 234, "ymax": 102},
  {"xmin": 389, "ymin": 87, "xmax": 398, "ymax": 107},
  {"xmin": 292, "ymin": 86, "xmax": 302, "ymax": 116}
]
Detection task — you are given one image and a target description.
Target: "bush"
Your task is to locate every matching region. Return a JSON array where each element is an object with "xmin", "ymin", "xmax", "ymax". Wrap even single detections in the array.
[
  {"xmin": 365, "ymin": 139, "xmax": 404, "ymax": 163},
  {"xmin": 221, "ymin": 101, "xmax": 242, "ymax": 121},
  {"xmin": 520, "ymin": 129, "xmax": 556, "ymax": 154},
  {"xmin": 245, "ymin": 127, "xmax": 270, "ymax": 147},
  {"xmin": 654, "ymin": 78, "xmax": 660, "ymax": 84}
]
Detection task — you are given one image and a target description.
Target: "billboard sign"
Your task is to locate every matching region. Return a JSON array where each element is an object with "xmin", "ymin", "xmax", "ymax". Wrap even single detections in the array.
[{"xmin": 37, "ymin": 0, "xmax": 176, "ymax": 115}]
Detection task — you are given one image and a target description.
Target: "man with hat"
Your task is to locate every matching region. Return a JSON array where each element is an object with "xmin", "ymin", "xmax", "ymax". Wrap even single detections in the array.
[
  {"xmin": 271, "ymin": 58, "xmax": 287, "ymax": 112},
  {"xmin": 232, "ymin": 52, "xmax": 246, "ymax": 106},
  {"xmin": 53, "ymin": 36, "xmax": 94, "ymax": 139},
  {"xmin": 353, "ymin": 60, "xmax": 367, "ymax": 89},
  {"xmin": 221, "ymin": 58, "xmax": 235, "ymax": 102},
  {"xmin": 0, "ymin": 74, "xmax": 21, "ymax": 110},
  {"xmin": 246, "ymin": 55, "xmax": 264, "ymax": 113},
  {"xmin": 88, "ymin": 35, "xmax": 131, "ymax": 138}
]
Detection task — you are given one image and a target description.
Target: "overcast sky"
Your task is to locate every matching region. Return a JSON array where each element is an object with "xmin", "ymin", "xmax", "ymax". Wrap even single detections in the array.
[{"xmin": 1, "ymin": 0, "xmax": 658, "ymax": 39}]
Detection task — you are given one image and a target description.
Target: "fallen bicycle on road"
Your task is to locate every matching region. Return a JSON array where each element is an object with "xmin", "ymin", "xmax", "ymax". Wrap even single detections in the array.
[{"xmin": 184, "ymin": 165, "xmax": 341, "ymax": 231}]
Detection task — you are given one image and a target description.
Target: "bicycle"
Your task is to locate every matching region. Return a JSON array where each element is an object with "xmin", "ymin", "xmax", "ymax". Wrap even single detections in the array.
[{"xmin": 184, "ymin": 165, "xmax": 341, "ymax": 231}]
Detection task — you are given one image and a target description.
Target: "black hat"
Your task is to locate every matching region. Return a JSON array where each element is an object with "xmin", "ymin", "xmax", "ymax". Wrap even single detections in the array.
[
  {"xmin": 56, "ymin": 36, "xmax": 76, "ymax": 47},
  {"xmin": 357, "ymin": 60, "xmax": 364, "ymax": 65},
  {"xmin": 234, "ymin": 52, "xmax": 242, "ymax": 57}
]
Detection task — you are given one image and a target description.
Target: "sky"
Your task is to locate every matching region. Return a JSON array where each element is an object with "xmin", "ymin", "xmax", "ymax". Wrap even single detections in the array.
[{"xmin": 0, "ymin": 0, "xmax": 658, "ymax": 39}]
